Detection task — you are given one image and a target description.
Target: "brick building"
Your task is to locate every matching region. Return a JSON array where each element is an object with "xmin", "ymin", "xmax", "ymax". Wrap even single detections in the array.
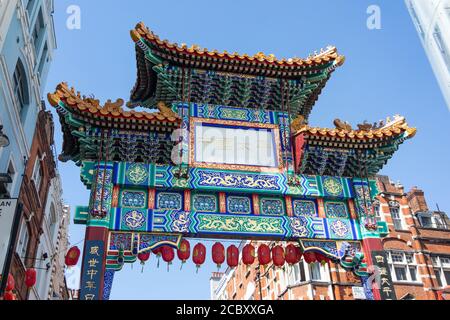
[
  {"xmin": 8, "ymin": 109, "xmax": 60, "ymax": 300},
  {"xmin": 212, "ymin": 175, "xmax": 450, "ymax": 300}
]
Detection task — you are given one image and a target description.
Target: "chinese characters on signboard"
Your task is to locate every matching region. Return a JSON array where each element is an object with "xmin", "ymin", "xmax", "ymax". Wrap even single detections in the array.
[
  {"xmin": 80, "ymin": 240, "xmax": 104, "ymax": 300},
  {"xmin": 371, "ymin": 251, "xmax": 397, "ymax": 300}
]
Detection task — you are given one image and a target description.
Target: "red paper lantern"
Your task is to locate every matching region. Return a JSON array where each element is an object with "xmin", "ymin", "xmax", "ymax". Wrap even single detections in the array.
[
  {"xmin": 227, "ymin": 245, "xmax": 239, "ymax": 268},
  {"xmin": 177, "ymin": 239, "xmax": 191, "ymax": 267},
  {"xmin": 242, "ymin": 244, "xmax": 256, "ymax": 266},
  {"xmin": 138, "ymin": 252, "xmax": 151, "ymax": 264},
  {"xmin": 212, "ymin": 242, "xmax": 225, "ymax": 268},
  {"xmin": 162, "ymin": 246, "xmax": 175, "ymax": 264},
  {"xmin": 152, "ymin": 247, "xmax": 162, "ymax": 268},
  {"xmin": 257, "ymin": 244, "xmax": 271, "ymax": 266},
  {"xmin": 138, "ymin": 251, "xmax": 150, "ymax": 273},
  {"xmin": 303, "ymin": 251, "xmax": 317, "ymax": 264},
  {"xmin": 65, "ymin": 246, "xmax": 80, "ymax": 267},
  {"xmin": 285, "ymin": 244, "xmax": 301, "ymax": 265},
  {"xmin": 192, "ymin": 243, "xmax": 206, "ymax": 271},
  {"xmin": 5, "ymin": 273, "xmax": 15, "ymax": 292},
  {"xmin": 272, "ymin": 245, "xmax": 285, "ymax": 268},
  {"xmin": 162, "ymin": 246, "xmax": 175, "ymax": 271},
  {"xmin": 3, "ymin": 291, "xmax": 15, "ymax": 301},
  {"xmin": 25, "ymin": 268, "xmax": 37, "ymax": 288}
]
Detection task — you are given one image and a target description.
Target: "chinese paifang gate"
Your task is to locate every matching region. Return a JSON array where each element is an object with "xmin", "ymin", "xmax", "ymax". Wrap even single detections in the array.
[{"xmin": 48, "ymin": 22, "xmax": 416, "ymax": 300}]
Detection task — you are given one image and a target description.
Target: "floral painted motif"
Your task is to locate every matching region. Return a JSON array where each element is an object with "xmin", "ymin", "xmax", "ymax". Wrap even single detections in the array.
[
  {"xmin": 126, "ymin": 163, "xmax": 148, "ymax": 185},
  {"xmin": 170, "ymin": 211, "xmax": 190, "ymax": 233},
  {"xmin": 325, "ymin": 202, "xmax": 349, "ymax": 218},
  {"xmin": 156, "ymin": 192, "xmax": 183, "ymax": 210},
  {"xmin": 260, "ymin": 198, "xmax": 285, "ymax": 216},
  {"xmin": 293, "ymin": 200, "xmax": 317, "ymax": 217},
  {"xmin": 109, "ymin": 232, "xmax": 133, "ymax": 251},
  {"xmin": 196, "ymin": 214, "xmax": 284, "ymax": 234},
  {"xmin": 95, "ymin": 186, "xmax": 111, "ymax": 203},
  {"xmin": 121, "ymin": 191, "xmax": 146, "ymax": 208},
  {"xmin": 123, "ymin": 210, "xmax": 146, "ymax": 230},
  {"xmin": 329, "ymin": 220, "xmax": 350, "ymax": 238},
  {"xmin": 354, "ymin": 185, "xmax": 373, "ymax": 216},
  {"xmin": 103, "ymin": 270, "xmax": 115, "ymax": 300},
  {"xmin": 227, "ymin": 196, "xmax": 252, "ymax": 215},
  {"xmin": 197, "ymin": 171, "xmax": 281, "ymax": 191},
  {"xmin": 290, "ymin": 217, "xmax": 309, "ymax": 238},
  {"xmin": 219, "ymin": 108, "xmax": 248, "ymax": 121},
  {"xmin": 322, "ymin": 176, "xmax": 343, "ymax": 197},
  {"xmin": 193, "ymin": 195, "xmax": 217, "ymax": 212}
]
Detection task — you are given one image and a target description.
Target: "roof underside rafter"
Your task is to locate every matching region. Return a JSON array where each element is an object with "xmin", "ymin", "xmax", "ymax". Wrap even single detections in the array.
[
  {"xmin": 294, "ymin": 116, "xmax": 417, "ymax": 177},
  {"xmin": 47, "ymin": 83, "xmax": 180, "ymax": 165}
]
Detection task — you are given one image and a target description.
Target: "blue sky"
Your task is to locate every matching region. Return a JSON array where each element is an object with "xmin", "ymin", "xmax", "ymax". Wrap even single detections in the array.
[{"xmin": 45, "ymin": 0, "xmax": 450, "ymax": 300}]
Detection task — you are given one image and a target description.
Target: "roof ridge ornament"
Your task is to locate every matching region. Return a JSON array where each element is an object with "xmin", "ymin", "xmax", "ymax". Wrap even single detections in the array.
[
  {"xmin": 294, "ymin": 116, "xmax": 416, "ymax": 141},
  {"xmin": 104, "ymin": 99, "xmax": 125, "ymax": 113},
  {"xmin": 131, "ymin": 22, "xmax": 344, "ymax": 68},
  {"xmin": 334, "ymin": 119, "xmax": 353, "ymax": 131}
]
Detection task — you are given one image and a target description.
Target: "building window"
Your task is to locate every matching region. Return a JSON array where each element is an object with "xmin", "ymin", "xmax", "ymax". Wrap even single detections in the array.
[
  {"xmin": 287, "ymin": 261, "xmax": 306, "ymax": 285},
  {"xmin": 32, "ymin": 8, "xmax": 45, "ymax": 51},
  {"xmin": 38, "ymin": 42, "xmax": 48, "ymax": 76},
  {"xmin": 387, "ymin": 251, "xmax": 419, "ymax": 283},
  {"xmin": 373, "ymin": 200, "xmax": 383, "ymax": 222},
  {"xmin": 32, "ymin": 157, "xmax": 42, "ymax": 193},
  {"xmin": 25, "ymin": 0, "xmax": 36, "ymax": 17},
  {"xmin": 49, "ymin": 203, "xmax": 58, "ymax": 240},
  {"xmin": 16, "ymin": 219, "xmax": 30, "ymax": 262},
  {"xmin": 1, "ymin": 160, "xmax": 17, "ymax": 198},
  {"xmin": 433, "ymin": 25, "xmax": 450, "ymax": 74},
  {"xmin": 418, "ymin": 212, "xmax": 448, "ymax": 229},
  {"xmin": 310, "ymin": 262, "xmax": 322, "ymax": 281},
  {"xmin": 389, "ymin": 201, "xmax": 404, "ymax": 230},
  {"xmin": 432, "ymin": 256, "xmax": 450, "ymax": 288},
  {"xmin": 12, "ymin": 59, "xmax": 29, "ymax": 118},
  {"xmin": 408, "ymin": 1, "xmax": 425, "ymax": 40}
]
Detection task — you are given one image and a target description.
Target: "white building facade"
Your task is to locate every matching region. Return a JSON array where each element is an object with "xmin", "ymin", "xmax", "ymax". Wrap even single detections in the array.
[
  {"xmin": 0, "ymin": 0, "xmax": 57, "ymax": 271},
  {"xmin": 29, "ymin": 174, "xmax": 70, "ymax": 300},
  {"xmin": 405, "ymin": 0, "xmax": 450, "ymax": 110}
]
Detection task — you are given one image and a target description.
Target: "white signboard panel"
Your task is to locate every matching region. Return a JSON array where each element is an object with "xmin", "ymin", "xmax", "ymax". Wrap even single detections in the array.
[{"xmin": 195, "ymin": 124, "xmax": 278, "ymax": 168}]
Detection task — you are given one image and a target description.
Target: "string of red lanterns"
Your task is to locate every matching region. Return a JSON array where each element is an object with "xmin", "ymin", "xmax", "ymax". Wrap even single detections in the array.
[
  {"xmin": 25, "ymin": 268, "xmax": 37, "ymax": 288},
  {"xmin": 242, "ymin": 244, "xmax": 256, "ymax": 266},
  {"xmin": 177, "ymin": 239, "xmax": 190, "ymax": 270},
  {"xmin": 192, "ymin": 243, "xmax": 206, "ymax": 272},
  {"xmin": 65, "ymin": 246, "xmax": 80, "ymax": 267},
  {"xmin": 212, "ymin": 242, "xmax": 225, "ymax": 269},
  {"xmin": 152, "ymin": 247, "xmax": 162, "ymax": 268},
  {"xmin": 1, "ymin": 273, "xmax": 17, "ymax": 300},
  {"xmin": 138, "ymin": 251, "xmax": 150, "ymax": 273},
  {"xmin": 130, "ymin": 240, "xmax": 334, "ymax": 273},
  {"xmin": 226, "ymin": 245, "xmax": 239, "ymax": 268},
  {"xmin": 161, "ymin": 246, "xmax": 175, "ymax": 271}
]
